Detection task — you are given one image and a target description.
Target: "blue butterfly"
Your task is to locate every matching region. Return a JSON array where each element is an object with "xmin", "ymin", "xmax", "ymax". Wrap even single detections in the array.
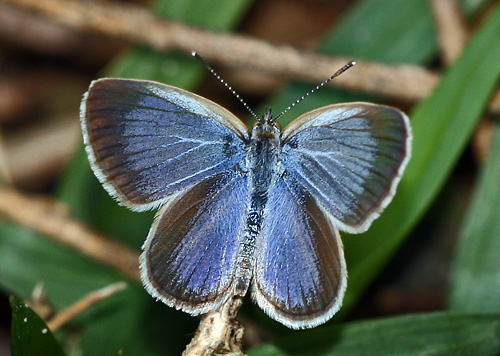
[{"xmin": 80, "ymin": 67, "xmax": 411, "ymax": 329}]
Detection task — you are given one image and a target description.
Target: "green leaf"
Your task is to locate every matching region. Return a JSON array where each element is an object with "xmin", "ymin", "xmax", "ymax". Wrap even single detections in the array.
[
  {"xmin": 10, "ymin": 295, "xmax": 66, "ymax": 356},
  {"xmin": 247, "ymin": 312, "xmax": 500, "ymax": 356},
  {"xmin": 448, "ymin": 124, "xmax": 500, "ymax": 313},
  {"xmin": 153, "ymin": 0, "xmax": 252, "ymax": 29},
  {"xmin": 321, "ymin": 0, "xmax": 492, "ymax": 64},
  {"xmin": 342, "ymin": 2, "xmax": 500, "ymax": 314},
  {"xmin": 321, "ymin": 0, "xmax": 437, "ymax": 64},
  {"xmin": 0, "ymin": 224, "xmax": 122, "ymax": 306},
  {"xmin": 461, "ymin": 0, "xmax": 492, "ymax": 16}
]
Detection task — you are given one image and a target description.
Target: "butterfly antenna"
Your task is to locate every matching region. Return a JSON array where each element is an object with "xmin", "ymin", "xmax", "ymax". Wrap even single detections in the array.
[
  {"xmin": 192, "ymin": 52, "xmax": 259, "ymax": 120},
  {"xmin": 274, "ymin": 60, "xmax": 357, "ymax": 121}
]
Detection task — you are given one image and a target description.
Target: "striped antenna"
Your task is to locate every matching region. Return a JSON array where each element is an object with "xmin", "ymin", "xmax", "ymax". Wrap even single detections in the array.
[
  {"xmin": 274, "ymin": 60, "xmax": 357, "ymax": 121},
  {"xmin": 192, "ymin": 52, "xmax": 259, "ymax": 120}
]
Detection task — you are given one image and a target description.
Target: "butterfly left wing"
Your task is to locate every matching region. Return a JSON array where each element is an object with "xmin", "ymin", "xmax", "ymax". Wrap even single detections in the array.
[
  {"xmin": 141, "ymin": 167, "xmax": 250, "ymax": 315},
  {"xmin": 81, "ymin": 78, "xmax": 249, "ymax": 211},
  {"xmin": 253, "ymin": 174, "xmax": 347, "ymax": 329},
  {"xmin": 281, "ymin": 102, "xmax": 411, "ymax": 233}
]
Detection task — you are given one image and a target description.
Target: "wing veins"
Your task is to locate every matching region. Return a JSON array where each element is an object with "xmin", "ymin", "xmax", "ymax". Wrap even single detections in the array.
[{"xmin": 112, "ymin": 160, "xmax": 234, "ymax": 198}]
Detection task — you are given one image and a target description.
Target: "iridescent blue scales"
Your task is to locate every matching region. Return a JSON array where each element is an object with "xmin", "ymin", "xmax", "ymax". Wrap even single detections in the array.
[{"xmin": 80, "ymin": 78, "xmax": 411, "ymax": 329}]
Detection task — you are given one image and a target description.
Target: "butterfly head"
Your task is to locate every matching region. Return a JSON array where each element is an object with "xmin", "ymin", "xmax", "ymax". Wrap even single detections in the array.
[{"xmin": 252, "ymin": 108, "xmax": 281, "ymax": 139}]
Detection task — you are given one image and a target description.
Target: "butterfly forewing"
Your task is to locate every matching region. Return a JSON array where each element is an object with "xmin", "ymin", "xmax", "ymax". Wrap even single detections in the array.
[
  {"xmin": 281, "ymin": 102, "xmax": 411, "ymax": 233},
  {"xmin": 81, "ymin": 78, "xmax": 249, "ymax": 211},
  {"xmin": 253, "ymin": 174, "xmax": 347, "ymax": 329},
  {"xmin": 141, "ymin": 168, "xmax": 250, "ymax": 314}
]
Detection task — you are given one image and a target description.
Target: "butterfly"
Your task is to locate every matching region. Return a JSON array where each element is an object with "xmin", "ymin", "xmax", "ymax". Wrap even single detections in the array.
[{"xmin": 80, "ymin": 64, "xmax": 411, "ymax": 329}]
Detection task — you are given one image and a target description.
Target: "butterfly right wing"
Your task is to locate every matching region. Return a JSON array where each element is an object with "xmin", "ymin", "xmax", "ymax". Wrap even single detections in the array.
[
  {"xmin": 281, "ymin": 102, "xmax": 411, "ymax": 233},
  {"xmin": 81, "ymin": 78, "xmax": 249, "ymax": 211},
  {"xmin": 141, "ymin": 167, "xmax": 251, "ymax": 315}
]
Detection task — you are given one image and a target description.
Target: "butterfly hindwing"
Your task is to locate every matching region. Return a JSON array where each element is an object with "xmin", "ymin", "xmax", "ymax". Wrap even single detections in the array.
[
  {"xmin": 81, "ymin": 78, "xmax": 249, "ymax": 211},
  {"xmin": 253, "ymin": 173, "xmax": 347, "ymax": 329},
  {"xmin": 141, "ymin": 168, "xmax": 251, "ymax": 315},
  {"xmin": 281, "ymin": 102, "xmax": 411, "ymax": 233}
]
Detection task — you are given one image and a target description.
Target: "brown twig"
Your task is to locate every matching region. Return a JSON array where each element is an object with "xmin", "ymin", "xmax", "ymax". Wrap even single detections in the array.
[
  {"xmin": 47, "ymin": 281, "xmax": 128, "ymax": 331},
  {"xmin": 2, "ymin": 0, "xmax": 436, "ymax": 104},
  {"xmin": 4, "ymin": 0, "xmax": 500, "ymax": 114},
  {"xmin": 471, "ymin": 119, "xmax": 496, "ymax": 162},
  {"xmin": 4, "ymin": 117, "xmax": 80, "ymax": 187},
  {"xmin": 430, "ymin": 0, "xmax": 469, "ymax": 65},
  {"xmin": 0, "ymin": 186, "xmax": 140, "ymax": 281},
  {"xmin": 183, "ymin": 297, "xmax": 245, "ymax": 356},
  {"xmin": 0, "ymin": 130, "xmax": 11, "ymax": 184}
]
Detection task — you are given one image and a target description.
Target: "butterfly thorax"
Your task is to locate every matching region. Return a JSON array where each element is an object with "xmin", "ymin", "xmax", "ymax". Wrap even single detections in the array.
[
  {"xmin": 234, "ymin": 110, "xmax": 281, "ymax": 296},
  {"xmin": 249, "ymin": 109, "xmax": 281, "ymax": 198}
]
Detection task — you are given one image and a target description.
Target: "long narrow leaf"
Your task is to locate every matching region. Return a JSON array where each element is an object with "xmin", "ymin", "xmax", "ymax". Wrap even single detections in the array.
[
  {"xmin": 449, "ymin": 124, "xmax": 500, "ymax": 313},
  {"xmin": 247, "ymin": 312, "xmax": 500, "ymax": 356}
]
